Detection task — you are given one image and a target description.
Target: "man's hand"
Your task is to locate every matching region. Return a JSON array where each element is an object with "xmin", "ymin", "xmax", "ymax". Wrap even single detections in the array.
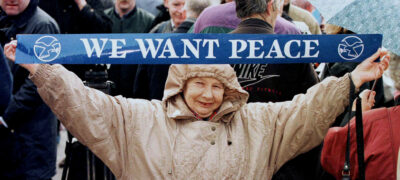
[
  {"xmin": 75, "ymin": 0, "xmax": 88, "ymax": 11},
  {"xmin": 4, "ymin": 40, "xmax": 39, "ymax": 75},
  {"xmin": 351, "ymin": 49, "xmax": 390, "ymax": 89}
]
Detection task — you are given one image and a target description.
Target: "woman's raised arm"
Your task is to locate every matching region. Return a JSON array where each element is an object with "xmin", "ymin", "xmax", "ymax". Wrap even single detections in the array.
[
  {"xmin": 245, "ymin": 49, "xmax": 390, "ymax": 173},
  {"xmin": 4, "ymin": 41, "xmax": 133, "ymax": 178}
]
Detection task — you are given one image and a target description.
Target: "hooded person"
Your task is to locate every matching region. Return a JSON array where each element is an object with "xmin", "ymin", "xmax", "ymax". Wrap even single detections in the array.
[{"xmin": 4, "ymin": 41, "xmax": 390, "ymax": 179}]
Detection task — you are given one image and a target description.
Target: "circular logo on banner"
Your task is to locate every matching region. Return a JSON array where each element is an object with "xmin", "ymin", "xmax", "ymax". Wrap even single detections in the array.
[
  {"xmin": 338, "ymin": 36, "xmax": 364, "ymax": 61},
  {"xmin": 33, "ymin": 36, "xmax": 61, "ymax": 62}
]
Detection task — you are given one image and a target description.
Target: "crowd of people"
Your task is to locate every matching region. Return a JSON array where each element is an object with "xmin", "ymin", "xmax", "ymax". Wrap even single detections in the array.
[{"xmin": 0, "ymin": 0, "xmax": 399, "ymax": 179}]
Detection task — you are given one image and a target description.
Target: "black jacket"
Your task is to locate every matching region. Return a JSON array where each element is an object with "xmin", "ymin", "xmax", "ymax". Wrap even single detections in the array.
[
  {"xmin": 230, "ymin": 18, "xmax": 325, "ymax": 180},
  {"xmin": 230, "ymin": 18, "xmax": 319, "ymax": 103},
  {"xmin": 151, "ymin": 4, "xmax": 170, "ymax": 29},
  {"xmin": 0, "ymin": 46, "xmax": 12, "ymax": 114},
  {"xmin": 0, "ymin": 1, "xmax": 59, "ymax": 179},
  {"xmin": 133, "ymin": 19, "xmax": 319, "ymax": 103},
  {"xmin": 105, "ymin": 6, "xmax": 155, "ymax": 98}
]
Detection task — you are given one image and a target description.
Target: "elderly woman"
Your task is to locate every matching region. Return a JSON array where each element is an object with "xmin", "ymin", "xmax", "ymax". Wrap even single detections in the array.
[
  {"xmin": 321, "ymin": 52, "xmax": 400, "ymax": 180},
  {"xmin": 4, "ymin": 42, "xmax": 389, "ymax": 179}
]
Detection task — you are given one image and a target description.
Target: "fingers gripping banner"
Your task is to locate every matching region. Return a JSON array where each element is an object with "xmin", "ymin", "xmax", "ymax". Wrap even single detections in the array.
[{"xmin": 15, "ymin": 33, "xmax": 382, "ymax": 64}]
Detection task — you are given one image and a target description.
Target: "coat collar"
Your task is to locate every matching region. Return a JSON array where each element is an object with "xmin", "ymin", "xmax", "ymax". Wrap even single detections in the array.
[
  {"xmin": 231, "ymin": 18, "xmax": 274, "ymax": 34},
  {"xmin": 113, "ymin": 6, "xmax": 137, "ymax": 19}
]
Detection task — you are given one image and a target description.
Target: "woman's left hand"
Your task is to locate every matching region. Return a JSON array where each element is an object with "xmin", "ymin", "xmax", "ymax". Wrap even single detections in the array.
[
  {"xmin": 352, "ymin": 89, "xmax": 376, "ymax": 111},
  {"xmin": 351, "ymin": 49, "xmax": 390, "ymax": 89}
]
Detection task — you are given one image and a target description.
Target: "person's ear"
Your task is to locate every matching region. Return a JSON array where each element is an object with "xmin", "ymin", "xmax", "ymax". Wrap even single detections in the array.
[{"xmin": 266, "ymin": 0, "xmax": 274, "ymax": 15}]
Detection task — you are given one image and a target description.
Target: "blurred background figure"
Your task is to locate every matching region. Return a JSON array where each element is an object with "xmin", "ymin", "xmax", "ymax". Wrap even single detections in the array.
[
  {"xmin": 133, "ymin": 0, "xmax": 213, "ymax": 100},
  {"xmin": 390, "ymin": 53, "xmax": 400, "ymax": 102},
  {"xmin": 292, "ymin": 0, "xmax": 323, "ymax": 25},
  {"xmin": 149, "ymin": 0, "xmax": 171, "ymax": 29},
  {"xmin": 105, "ymin": 0, "xmax": 154, "ymax": 33},
  {"xmin": 136, "ymin": 0, "xmax": 163, "ymax": 16},
  {"xmin": 105, "ymin": 0, "xmax": 154, "ymax": 98},
  {"xmin": 0, "ymin": 0, "xmax": 59, "ymax": 179},
  {"xmin": 283, "ymin": 0, "xmax": 321, "ymax": 34},
  {"xmin": 175, "ymin": 0, "xmax": 211, "ymax": 32},
  {"xmin": 382, "ymin": 53, "xmax": 398, "ymax": 106},
  {"xmin": 150, "ymin": 0, "xmax": 186, "ymax": 33},
  {"xmin": 192, "ymin": 0, "xmax": 318, "ymax": 102}
]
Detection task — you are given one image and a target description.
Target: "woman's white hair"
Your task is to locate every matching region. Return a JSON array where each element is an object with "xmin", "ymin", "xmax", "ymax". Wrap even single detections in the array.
[{"xmin": 389, "ymin": 51, "xmax": 400, "ymax": 90}]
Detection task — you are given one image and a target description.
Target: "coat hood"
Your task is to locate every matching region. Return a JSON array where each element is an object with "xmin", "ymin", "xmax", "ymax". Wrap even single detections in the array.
[{"xmin": 162, "ymin": 64, "xmax": 249, "ymax": 122}]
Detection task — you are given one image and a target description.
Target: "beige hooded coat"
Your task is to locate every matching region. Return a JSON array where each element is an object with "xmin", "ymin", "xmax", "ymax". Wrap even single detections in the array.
[{"xmin": 31, "ymin": 64, "xmax": 350, "ymax": 179}]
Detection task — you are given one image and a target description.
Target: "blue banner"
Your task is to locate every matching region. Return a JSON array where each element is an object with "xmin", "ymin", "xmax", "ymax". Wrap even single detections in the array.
[{"xmin": 15, "ymin": 33, "xmax": 382, "ymax": 64}]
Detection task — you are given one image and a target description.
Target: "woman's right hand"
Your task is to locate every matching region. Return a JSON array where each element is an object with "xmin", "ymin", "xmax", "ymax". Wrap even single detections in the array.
[{"xmin": 4, "ymin": 40, "xmax": 39, "ymax": 75}]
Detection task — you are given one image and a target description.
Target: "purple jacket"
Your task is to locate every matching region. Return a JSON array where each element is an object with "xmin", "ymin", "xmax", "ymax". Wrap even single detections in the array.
[{"xmin": 193, "ymin": 2, "xmax": 301, "ymax": 35}]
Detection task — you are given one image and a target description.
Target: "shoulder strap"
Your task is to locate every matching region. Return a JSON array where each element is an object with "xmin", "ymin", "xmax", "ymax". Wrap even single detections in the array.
[
  {"xmin": 355, "ymin": 98, "xmax": 365, "ymax": 180},
  {"xmin": 342, "ymin": 97, "xmax": 365, "ymax": 180},
  {"xmin": 342, "ymin": 74, "xmax": 355, "ymax": 179}
]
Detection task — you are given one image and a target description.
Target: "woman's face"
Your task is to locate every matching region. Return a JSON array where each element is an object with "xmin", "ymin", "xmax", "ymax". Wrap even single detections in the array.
[
  {"xmin": 183, "ymin": 77, "xmax": 224, "ymax": 118},
  {"xmin": 165, "ymin": 0, "xmax": 186, "ymax": 27}
]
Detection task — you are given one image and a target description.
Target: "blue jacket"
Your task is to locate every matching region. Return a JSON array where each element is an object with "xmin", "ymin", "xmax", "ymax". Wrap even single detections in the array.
[
  {"xmin": 0, "ymin": 46, "xmax": 12, "ymax": 115},
  {"xmin": 0, "ymin": 0, "xmax": 59, "ymax": 179}
]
